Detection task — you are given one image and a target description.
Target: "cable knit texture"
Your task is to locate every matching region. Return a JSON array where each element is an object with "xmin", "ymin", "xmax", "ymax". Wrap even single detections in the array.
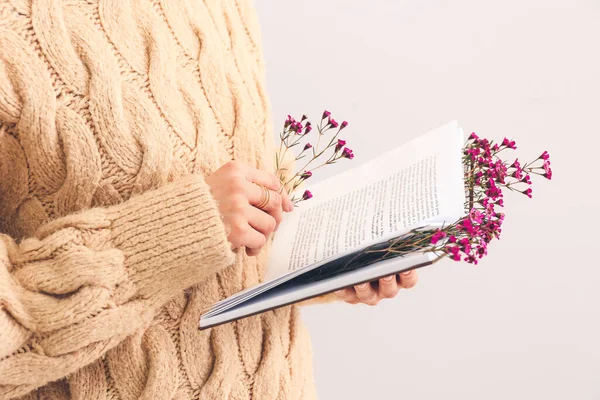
[{"xmin": 0, "ymin": 0, "xmax": 318, "ymax": 398}]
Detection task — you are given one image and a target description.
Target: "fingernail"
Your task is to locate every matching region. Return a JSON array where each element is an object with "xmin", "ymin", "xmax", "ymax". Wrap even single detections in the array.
[
  {"xmin": 401, "ymin": 271, "xmax": 412, "ymax": 276},
  {"xmin": 382, "ymin": 275, "xmax": 395, "ymax": 282},
  {"xmin": 356, "ymin": 283, "xmax": 368, "ymax": 289}
]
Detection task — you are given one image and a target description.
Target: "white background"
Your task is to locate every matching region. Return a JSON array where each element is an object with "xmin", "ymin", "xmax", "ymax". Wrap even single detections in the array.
[{"xmin": 255, "ymin": 1, "xmax": 600, "ymax": 399}]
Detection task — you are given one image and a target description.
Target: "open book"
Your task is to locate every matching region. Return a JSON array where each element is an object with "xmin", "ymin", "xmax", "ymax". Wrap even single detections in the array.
[{"xmin": 199, "ymin": 121, "xmax": 466, "ymax": 330}]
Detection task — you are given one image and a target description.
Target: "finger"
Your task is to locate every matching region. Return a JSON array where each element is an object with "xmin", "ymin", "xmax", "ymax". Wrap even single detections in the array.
[
  {"xmin": 246, "ymin": 205, "xmax": 277, "ymax": 236},
  {"xmin": 227, "ymin": 220, "xmax": 266, "ymax": 254},
  {"xmin": 354, "ymin": 282, "xmax": 380, "ymax": 306},
  {"xmin": 334, "ymin": 288, "xmax": 360, "ymax": 304},
  {"xmin": 278, "ymin": 187, "xmax": 294, "ymax": 212},
  {"xmin": 258, "ymin": 189, "xmax": 283, "ymax": 227},
  {"xmin": 244, "ymin": 167, "xmax": 294, "ymax": 212},
  {"xmin": 242, "ymin": 181, "xmax": 284, "ymax": 228},
  {"xmin": 399, "ymin": 270, "xmax": 418, "ymax": 289},
  {"xmin": 378, "ymin": 275, "xmax": 401, "ymax": 299}
]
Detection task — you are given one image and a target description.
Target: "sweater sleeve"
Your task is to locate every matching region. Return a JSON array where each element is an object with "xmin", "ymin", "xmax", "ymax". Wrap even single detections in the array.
[{"xmin": 0, "ymin": 174, "xmax": 235, "ymax": 399}]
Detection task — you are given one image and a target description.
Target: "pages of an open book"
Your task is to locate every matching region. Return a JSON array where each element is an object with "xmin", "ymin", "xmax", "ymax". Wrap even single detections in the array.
[{"xmin": 201, "ymin": 121, "xmax": 466, "ymax": 318}]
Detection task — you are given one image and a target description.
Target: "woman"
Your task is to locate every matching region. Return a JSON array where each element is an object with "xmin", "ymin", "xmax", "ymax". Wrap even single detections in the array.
[{"xmin": 0, "ymin": 1, "xmax": 417, "ymax": 398}]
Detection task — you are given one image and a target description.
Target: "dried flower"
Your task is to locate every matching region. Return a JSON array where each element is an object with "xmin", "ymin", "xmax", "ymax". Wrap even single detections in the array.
[
  {"xmin": 430, "ymin": 230, "xmax": 447, "ymax": 244},
  {"xmin": 502, "ymin": 138, "xmax": 517, "ymax": 149},
  {"xmin": 329, "ymin": 118, "xmax": 339, "ymax": 129},
  {"xmin": 342, "ymin": 147, "xmax": 354, "ymax": 159},
  {"xmin": 322, "ymin": 110, "xmax": 331, "ymax": 119},
  {"xmin": 341, "ymin": 121, "xmax": 349, "ymax": 129},
  {"xmin": 302, "ymin": 190, "xmax": 313, "ymax": 200},
  {"xmin": 303, "ymin": 143, "xmax": 313, "ymax": 151},
  {"xmin": 335, "ymin": 139, "xmax": 346, "ymax": 152},
  {"xmin": 300, "ymin": 171, "xmax": 312, "ymax": 180}
]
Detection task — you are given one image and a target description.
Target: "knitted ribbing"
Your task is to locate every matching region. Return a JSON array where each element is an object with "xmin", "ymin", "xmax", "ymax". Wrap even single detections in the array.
[{"xmin": 0, "ymin": 0, "xmax": 318, "ymax": 399}]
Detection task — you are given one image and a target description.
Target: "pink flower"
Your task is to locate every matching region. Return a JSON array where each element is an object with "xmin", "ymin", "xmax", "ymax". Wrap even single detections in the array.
[
  {"xmin": 465, "ymin": 255, "xmax": 478, "ymax": 264},
  {"xmin": 340, "ymin": 121, "xmax": 349, "ymax": 129},
  {"xmin": 322, "ymin": 110, "xmax": 331, "ymax": 119},
  {"xmin": 304, "ymin": 125, "xmax": 312, "ymax": 134},
  {"xmin": 523, "ymin": 188, "xmax": 532, "ymax": 198},
  {"xmin": 446, "ymin": 246, "xmax": 461, "ymax": 261},
  {"xmin": 430, "ymin": 230, "xmax": 447, "ymax": 244},
  {"xmin": 448, "ymin": 235, "xmax": 457, "ymax": 243},
  {"xmin": 469, "ymin": 132, "xmax": 479, "ymax": 140},
  {"xmin": 522, "ymin": 175, "xmax": 532, "ymax": 185},
  {"xmin": 328, "ymin": 118, "xmax": 339, "ymax": 128},
  {"xmin": 511, "ymin": 169, "xmax": 523, "ymax": 180},
  {"xmin": 335, "ymin": 139, "xmax": 346, "ymax": 152},
  {"xmin": 301, "ymin": 114, "xmax": 307, "ymax": 121},
  {"xmin": 342, "ymin": 147, "xmax": 354, "ymax": 159},
  {"xmin": 539, "ymin": 151, "xmax": 550, "ymax": 160},
  {"xmin": 469, "ymin": 209, "xmax": 484, "ymax": 224},
  {"xmin": 302, "ymin": 190, "xmax": 313, "ymax": 200},
  {"xmin": 284, "ymin": 115, "xmax": 294, "ymax": 128},
  {"xmin": 544, "ymin": 168, "xmax": 553, "ymax": 180},
  {"xmin": 485, "ymin": 180, "xmax": 503, "ymax": 200},
  {"xmin": 303, "ymin": 143, "xmax": 312, "ymax": 151},
  {"xmin": 502, "ymin": 137, "xmax": 517, "ymax": 149},
  {"xmin": 300, "ymin": 171, "xmax": 312, "ymax": 180},
  {"xmin": 290, "ymin": 121, "xmax": 303, "ymax": 134}
]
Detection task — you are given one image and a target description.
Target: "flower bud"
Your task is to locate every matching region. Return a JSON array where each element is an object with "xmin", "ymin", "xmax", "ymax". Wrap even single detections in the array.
[{"xmin": 342, "ymin": 147, "xmax": 354, "ymax": 159}]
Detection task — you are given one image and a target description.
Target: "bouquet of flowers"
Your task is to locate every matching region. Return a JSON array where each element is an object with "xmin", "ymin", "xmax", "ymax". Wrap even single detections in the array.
[{"xmin": 277, "ymin": 111, "xmax": 552, "ymax": 273}]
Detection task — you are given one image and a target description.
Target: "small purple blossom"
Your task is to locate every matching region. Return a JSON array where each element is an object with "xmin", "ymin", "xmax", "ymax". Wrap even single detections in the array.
[
  {"xmin": 342, "ymin": 147, "xmax": 354, "ymax": 159},
  {"xmin": 340, "ymin": 121, "xmax": 349, "ymax": 129},
  {"xmin": 502, "ymin": 138, "xmax": 517, "ymax": 149},
  {"xmin": 539, "ymin": 151, "xmax": 550, "ymax": 160},
  {"xmin": 302, "ymin": 190, "xmax": 313, "ymax": 200},
  {"xmin": 328, "ymin": 118, "xmax": 339, "ymax": 129},
  {"xmin": 303, "ymin": 143, "xmax": 312, "ymax": 151},
  {"xmin": 300, "ymin": 171, "xmax": 312, "ymax": 180},
  {"xmin": 322, "ymin": 110, "xmax": 331, "ymax": 119},
  {"xmin": 335, "ymin": 139, "xmax": 346, "ymax": 152},
  {"xmin": 430, "ymin": 230, "xmax": 447, "ymax": 244}
]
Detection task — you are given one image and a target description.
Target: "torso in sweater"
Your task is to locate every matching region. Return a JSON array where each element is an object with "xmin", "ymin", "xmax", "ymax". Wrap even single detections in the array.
[{"xmin": 0, "ymin": 0, "xmax": 316, "ymax": 399}]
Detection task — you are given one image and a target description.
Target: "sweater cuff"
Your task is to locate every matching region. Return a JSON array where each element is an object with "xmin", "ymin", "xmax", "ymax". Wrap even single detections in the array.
[{"xmin": 107, "ymin": 175, "xmax": 235, "ymax": 305}]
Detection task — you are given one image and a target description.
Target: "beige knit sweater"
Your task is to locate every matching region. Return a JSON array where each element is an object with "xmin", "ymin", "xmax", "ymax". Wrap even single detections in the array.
[{"xmin": 0, "ymin": 0, "xmax": 319, "ymax": 398}]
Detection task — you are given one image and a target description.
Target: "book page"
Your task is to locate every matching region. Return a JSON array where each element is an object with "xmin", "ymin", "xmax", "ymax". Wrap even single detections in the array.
[
  {"xmin": 266, "ymin": 121, "xmax": 465, "ymax": 281},
  {"xmin": 286, "ymin": 155, "xmax": 439, "ymax": 271}
]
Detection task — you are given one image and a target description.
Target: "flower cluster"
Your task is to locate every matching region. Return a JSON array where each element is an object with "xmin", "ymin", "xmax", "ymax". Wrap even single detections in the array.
[
  {"xmin": 276, "ymin": 110, "xmax": 353, "ymax": 205},
  {"xmin": 424, "ymin": 133, "xmax": 552, "ymax": 264}
]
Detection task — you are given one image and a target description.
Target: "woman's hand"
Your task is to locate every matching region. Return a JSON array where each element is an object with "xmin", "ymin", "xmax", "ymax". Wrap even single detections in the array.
[
  {"xmin": 206, "ymin": 161, "xmax": 294, "ymax": 256},
  {"xmin": 333, "ymin": 270, "xmax": 418, "ymax": 305}
]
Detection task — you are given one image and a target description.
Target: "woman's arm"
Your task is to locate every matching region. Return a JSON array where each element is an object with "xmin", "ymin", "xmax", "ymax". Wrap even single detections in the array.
[{"xmin": 0, "ymin": 175, "xmax": 234, "ymax": 399}]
